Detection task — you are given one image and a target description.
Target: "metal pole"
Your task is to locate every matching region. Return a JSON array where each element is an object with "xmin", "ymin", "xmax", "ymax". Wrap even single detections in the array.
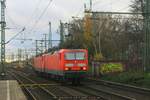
[
  {"xmin": 60, "ymin": 20, "xmax": 64, "ymax": 43},
  {"xmin": 0, "ymin": 0, "xmax": 6, "ymax": 76},
  {"xmin": 43, "ymin": 34, "xmax": 47, "ymax": 51},
  {"xmin": 48, "ymin": 22, "xmax": 52, "ymax": 49},
  {"xmin": 35, "ymin": 40, "xmax": 38, "ymax": 56},
  {"xmin": 90, "ymin": 0, "xmax": 92, "ymax": 11},
  {"xmin": 144, "ymin": 0, "xmax": 150, "ymax": 71},
  {"xmin": 40, "ymin": 40, "xmax": 44, "ymax": 53},
  {"xmin": 11, "ymin": 53, "xmax": 14, "ymax": 62},
  {"xmin": 85, "ymin": 11, "xmax": 145, "ymax": 15}
]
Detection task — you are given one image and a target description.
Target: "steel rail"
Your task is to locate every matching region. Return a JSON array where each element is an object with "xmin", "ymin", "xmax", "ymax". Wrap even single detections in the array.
[
  {"xmin": 9, "ymin": 68, "xmax": 136, "ymax": 100},
  {"xmin": 84, "ymin": 85, "xmax": 135, "ymax": 100},
  {"xmin": 88, "ymin": 78, "xmax": 150, "ymax": 100},
  {"xmin": 71, "ymin": 86, "xmax": 135, "ymax": 100},
  {"xmin": 7, "ymin": 71, "xmax": 37, "ymax": 100},
  {"xmin": 89, "ymin": 78, "xmax": 150, "ymax": 95},
  {"xmin": 11, "ymin": 69, "xmax": 89, "ymax": 99},
  {"xmin": 15, "ymin": 70, "xmax": 87, "ymax": 99},
  {"xmin": 10, "ymin": 70, "xmax": 58, "ymax": 100}
]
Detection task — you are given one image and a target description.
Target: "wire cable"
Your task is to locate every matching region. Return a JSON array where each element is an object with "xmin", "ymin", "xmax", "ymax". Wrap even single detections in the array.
[
  {"xmin": 23, "ymin": 0, "xmax": 43, "ymax": 28},
  {"xmin": 5, "ymin": 10, "xmax": 22, "ymax": 30},
  {"xmin": 29, "ymin": 0, "xmax": 53, "ymax": 34},
  {"xmin": 5, "ymin": 27, "xmax": 26, "ymax": 44},
  {"xmin": 116, "ymin": 6, "xmax": 130, "ymax": 12},
  {"xmin": 75, "ymin": 5, "xmax": 84, "ymax": 17},
  {"xmin": 93, "ymin": 0, "xmax": 122, "ymax": 10}
]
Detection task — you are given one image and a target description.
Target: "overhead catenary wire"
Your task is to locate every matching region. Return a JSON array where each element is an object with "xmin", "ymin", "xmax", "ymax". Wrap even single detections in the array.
[
  {"xmin": 28, "ymin": 0, "xmax": 53, "ymax": 34},
  {"xmin": 93, "ymin": 0, "xmax": 107, "ymax": 6},
  {"xmin": 6, "ymin": 13, "xmax": 18, "ymax": 28},
  {"xmin": 5, "ymin": 28, "xmax": 26, "ymax": 44},
  {"xmin": 23, "ymin": 0, "xmax": 43, "ymax": 28},
  {"xmin": 5, "ymin": 0, "xmax": 51, "ymax": 40},
  {"xmin": 5, "ymin": 9, "xmax": 24, "ymax": 30},
  {"xmin": 75, "ymin": 5, "xmax": 84, "ymax": 17},
  {"xmin": 5, "ymin": 0, "xmax": 53, "ymax": 44},
  {"xmin": 93, "ymin": 0, "xmax": 123, "ymax": 11},
  {"xmin": 115, "ymin": 4, "xmax": 131, "ymax": 12}
]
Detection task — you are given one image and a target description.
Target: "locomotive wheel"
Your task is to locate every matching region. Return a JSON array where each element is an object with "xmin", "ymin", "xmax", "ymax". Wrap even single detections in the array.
[
  {"xmin": 77, "ymin": 78, "xmax": 80, "ymax": 85},
  {"xmin": 72, "ymin": 78, "xmax": 80, "ymax": 86},
  {"xmin": 60, "ymin": 77, "xmax": 66, "ymax": 86}
]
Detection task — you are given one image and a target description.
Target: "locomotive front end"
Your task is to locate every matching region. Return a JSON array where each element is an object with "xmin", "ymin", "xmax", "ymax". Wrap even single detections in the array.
[{"xmin": 62, "ymin": 49, "xmax": 88, "ymax": 84}]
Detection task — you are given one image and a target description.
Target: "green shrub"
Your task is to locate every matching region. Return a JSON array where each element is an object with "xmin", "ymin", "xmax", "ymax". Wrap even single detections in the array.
[
  {"xmin": 101, "ymin": 72, "xmax": 150, "ymax": 89},
  {"xmin": 100, "ymin": 63, "xmax": 123, "ymax": 75}
]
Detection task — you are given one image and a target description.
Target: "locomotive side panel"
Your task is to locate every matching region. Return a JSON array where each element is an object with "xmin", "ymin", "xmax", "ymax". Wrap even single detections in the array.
[
  {"xmin": 33, "ymin": 56, "xmax": 43, "ymax": 72},
  {"xmin": 44, "ymin": 53, "xmax": 62, "ymax": 76},
  {"xmin": 33, "ymin": 49, "xmax": 88, "ymax": 84}
]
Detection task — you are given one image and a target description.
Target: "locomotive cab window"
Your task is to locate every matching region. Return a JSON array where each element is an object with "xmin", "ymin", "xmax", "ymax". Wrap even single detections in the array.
[
  {"xmin": 76, "ymin": 52, "xmax": 85, "ymax": 60},
  {"xmin": 65, "ymin": 52, "xmax": 75, "ymax": 60},
  {"xmin": 65, "ymin": 52, "xmax": 85, "ymax": 60}
]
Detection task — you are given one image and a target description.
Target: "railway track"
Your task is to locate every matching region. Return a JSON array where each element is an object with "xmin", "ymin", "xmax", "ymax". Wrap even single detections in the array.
[
  {"xmin": 11, "ymin": 69, "xmax": 129, "ymax": 100},
  {"xmin": 8, "ymin": 69, "xmax": 96, "ymax": 100},
  {"xmin": 88, "ymin": 78, "xmax": 150, "ymax": 100},
  {"xmin": 9, "ymin": 69, "xmax": 111, "ymax": 100},
  {"xmin": 13, "ymin": 68, "xmax": 135, "ymax": 100},
  {"xmin": 8, "ymin": 71, "xmax": 58, "ymax": 100},
  {"xmin": 70, "ymin": 85, "xmax": 134, "ymax": 100},
  {"xmin": 8, "ymin": 67, "xmax": 148, "ymax": 100},
  {"xmin": 8, "ymin": 70, "xmax": 84, "ymax": 100}
]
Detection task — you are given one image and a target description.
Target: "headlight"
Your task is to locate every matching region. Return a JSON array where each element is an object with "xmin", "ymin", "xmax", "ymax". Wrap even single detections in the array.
[
  {"xmin": 65, "ymin": 63, "xmax": 74, "ymax": 67},
  {"xmin": 83, "ymin": 67, "xmax": 87, "ymax": 70},
  {"xmin": 77, "ymin": 63, "xmax": 86, "ymax": 67},
  {"xmin": 65, "ymin": 67, "xmax": 69, "ymax": 71}
]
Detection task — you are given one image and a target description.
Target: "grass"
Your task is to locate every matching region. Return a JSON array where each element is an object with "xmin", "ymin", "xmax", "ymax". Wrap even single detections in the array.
[{"xmin": 101, "ymin": 71, "xmax": 150, "ymax": 89}]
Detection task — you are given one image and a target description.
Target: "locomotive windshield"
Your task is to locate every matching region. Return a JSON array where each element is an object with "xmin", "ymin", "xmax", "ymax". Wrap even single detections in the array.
[
  {"xmin": 65, "ymin": 52, "xmax": 85, "ymax": 60},
  {"xmin": 65, "ymin": 53, "xmax": 75, "ymax": 60}
]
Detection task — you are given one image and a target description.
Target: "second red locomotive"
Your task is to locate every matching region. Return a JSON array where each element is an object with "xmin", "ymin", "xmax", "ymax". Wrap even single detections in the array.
[{"xmin": 33, "ymin": 49, "xmax": 88, "ymax": 84}]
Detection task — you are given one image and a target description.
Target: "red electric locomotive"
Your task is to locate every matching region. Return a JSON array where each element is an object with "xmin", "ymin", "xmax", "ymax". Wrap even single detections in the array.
[{"xmin": 33, "ymin": 49, "xmax": 88, "ymax": 84}]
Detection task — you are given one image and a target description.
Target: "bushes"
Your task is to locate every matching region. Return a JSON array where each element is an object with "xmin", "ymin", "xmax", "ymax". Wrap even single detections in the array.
[
  {"xmin": 100, "ymin": 63, "xmax": 124, "ymax": 75},
  {"xmin": 101, "ymin": 72, "xmax": 150, "ymax": 88}
]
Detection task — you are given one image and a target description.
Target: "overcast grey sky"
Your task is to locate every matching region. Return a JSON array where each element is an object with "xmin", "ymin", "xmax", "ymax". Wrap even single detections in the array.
[{"xmin": 3, "ymin": 0, "xmax": 132, "ymax": 58}]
